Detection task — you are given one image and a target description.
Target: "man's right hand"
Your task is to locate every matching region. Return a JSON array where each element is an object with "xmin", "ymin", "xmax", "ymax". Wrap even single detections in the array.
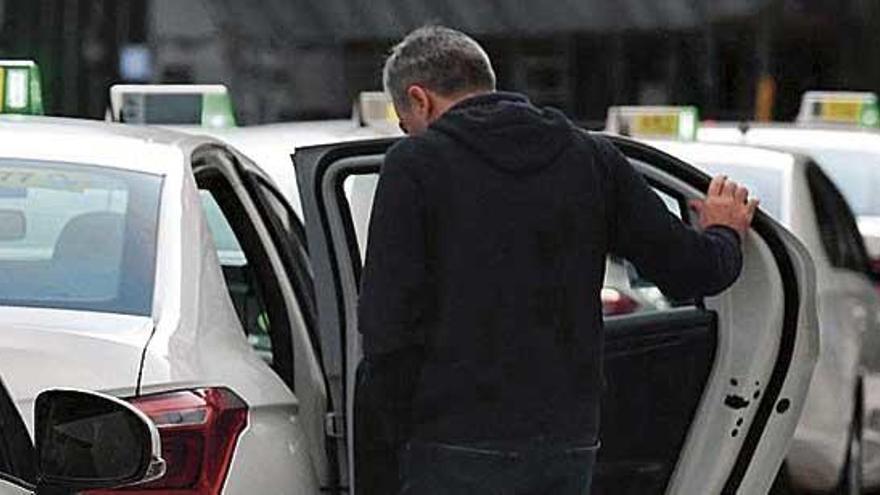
[{"xmin": 689, "ymin": 175, "xmax": 760, "ymax": 238}]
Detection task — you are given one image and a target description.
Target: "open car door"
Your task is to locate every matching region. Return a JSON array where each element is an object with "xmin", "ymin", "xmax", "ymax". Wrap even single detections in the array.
[{"xmin": 294, "ymin": 134, "xmax": 819, "ymax": 494}]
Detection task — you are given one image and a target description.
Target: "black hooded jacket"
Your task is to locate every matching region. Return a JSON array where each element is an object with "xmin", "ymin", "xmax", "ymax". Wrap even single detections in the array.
[{"xmin": 357, "ymin": 92, "xmax": 742, "ymax": 446}]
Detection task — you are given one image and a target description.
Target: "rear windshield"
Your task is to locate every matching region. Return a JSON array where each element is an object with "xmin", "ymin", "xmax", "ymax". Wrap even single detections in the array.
[
  {"xmin": 0, "ymin": 160, "xmax": 161, "ymax": 316},
  {"xmin": 805, "ymin": 149, "xmax": 880, "ymax": 217},
  {"xmin": 695, "ymin": 162, "xmax": 785, "ymax": 222}
]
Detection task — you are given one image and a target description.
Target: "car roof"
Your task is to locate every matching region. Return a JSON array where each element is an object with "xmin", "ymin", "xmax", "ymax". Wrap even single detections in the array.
[
  {"xmin": 699, "ymin": 122, "xmax": 880, "ymax": 152},
  {"xmin": 183, "ymin": 119, "xmax": 401, "ymax": 150},
  {"xmin": 0, "ymin": 115, "xmax": 202, "ymax": 175},
  {"xmin": 644, "ymin": 139, "xmax": 803, "ymax": 172}
]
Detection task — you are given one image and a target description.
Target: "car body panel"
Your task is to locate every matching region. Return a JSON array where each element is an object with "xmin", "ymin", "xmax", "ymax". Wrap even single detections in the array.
[{"xmin": 0, "ymin": 307, "xmax": 150, "ymax": 432}]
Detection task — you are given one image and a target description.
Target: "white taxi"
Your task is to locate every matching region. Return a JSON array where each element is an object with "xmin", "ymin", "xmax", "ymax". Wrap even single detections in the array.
[
  {"xmin": 699, "ymin": 92, "xmax": 880, "ymax": 264},
  {"xmin": 0, "ymin": 111, "xmax": 825, "ymax": 494},
  {"xmin": 0, "ymin": 115, "xmax": 330, "ymax": 494}
]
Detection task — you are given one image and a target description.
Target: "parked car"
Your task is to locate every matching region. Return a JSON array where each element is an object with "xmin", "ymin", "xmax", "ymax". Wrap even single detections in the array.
[
  {"xmin": 700, "ymin": 118, "xmax": 880, "ymax": 267},
  {"xmin": 648, "ymin": 139, "xmax": 880, "ymax": 493},
  {"xmin": 0, "ymin": 114, "xmax": 819, "ymax": 494},
  {"xmin": 0, "ymin": 116, "xmax": 326, "ymax": 494}
]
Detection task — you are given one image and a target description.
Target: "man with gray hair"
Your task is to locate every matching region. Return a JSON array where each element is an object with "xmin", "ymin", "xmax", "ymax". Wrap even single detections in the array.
[{"xmin": 357, "ymin": 25, "xmax": 757, "ymax": 494}]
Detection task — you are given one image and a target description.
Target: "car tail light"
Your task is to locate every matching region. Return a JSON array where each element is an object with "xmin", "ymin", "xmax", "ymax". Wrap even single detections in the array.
[
  {"xmin": 601, "ymin": 288, "xmax": 639, "ymax": 316},
  {"xmin": 88, "ymin": 388, "xmax": 248, "ymax": 495}
]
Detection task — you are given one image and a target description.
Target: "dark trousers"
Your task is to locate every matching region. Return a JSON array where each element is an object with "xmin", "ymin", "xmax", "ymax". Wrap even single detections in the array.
[{"xmin": 399, "ymin": 440, "xmax": 598, "ymax": 495}]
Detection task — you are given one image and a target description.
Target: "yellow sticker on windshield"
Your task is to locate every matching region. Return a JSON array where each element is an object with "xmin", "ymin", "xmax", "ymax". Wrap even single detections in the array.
[
  {"xmin": 632, "ymin": 114, "xmax": 680, "ymax": 137},
  {"xmin": 0, "ymin": 67, "xmax": 5, "ymax": 113},
  {"xmin": 821, "ymin": 101, "xmax": 863, "ymax": 123}
]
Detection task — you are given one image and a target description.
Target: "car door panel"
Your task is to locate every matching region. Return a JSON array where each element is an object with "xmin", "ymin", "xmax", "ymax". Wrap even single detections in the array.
[
  {"xmin": 620, "ymin": 140, "xmax": 818, "ymax": 494},
  {"xmin": 596, "ymin": 308, "xmax": 717, "ymax": 494},
  {"xmin": 293, "ymin": 135, "xmax": 819, "ymax": 494}
]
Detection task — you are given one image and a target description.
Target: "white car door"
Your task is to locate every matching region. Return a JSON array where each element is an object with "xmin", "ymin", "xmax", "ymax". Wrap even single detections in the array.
[{"xmin": 293, "ymin": 134, "xmax": 819, "ymax": 494}]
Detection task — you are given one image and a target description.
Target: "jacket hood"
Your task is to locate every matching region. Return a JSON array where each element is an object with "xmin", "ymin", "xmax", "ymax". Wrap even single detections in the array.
[{"xmin": 431, "ymin": 92, "xmax": 574, "ymax": 175}]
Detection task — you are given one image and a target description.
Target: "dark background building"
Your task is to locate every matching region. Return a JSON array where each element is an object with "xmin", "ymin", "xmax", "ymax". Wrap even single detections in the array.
[{"xmin": 0, "ymin": 0, "xmax": 878, "ymax": 127}]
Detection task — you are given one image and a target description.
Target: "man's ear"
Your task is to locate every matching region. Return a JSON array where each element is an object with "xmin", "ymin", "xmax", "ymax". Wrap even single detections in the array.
[{"xmin": 406, "ymin": 85, "xmax": 432, "ymax": 119}]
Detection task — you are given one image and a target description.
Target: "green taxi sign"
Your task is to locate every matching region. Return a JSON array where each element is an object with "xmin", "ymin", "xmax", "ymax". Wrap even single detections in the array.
[
  {"xmin": 0, "ymin": 60, "xmax": 43, "ymax": 115},
  {"xmin": 797, "ymin": 91, "xmax": 880, "ymax": 127},
  {"xmin": 108, "ymin": 84, "xmax": 236, "ymax": 128},
  {"xmin": 605, "ymin": 106, "xmax": 699, "ymax": 141}
]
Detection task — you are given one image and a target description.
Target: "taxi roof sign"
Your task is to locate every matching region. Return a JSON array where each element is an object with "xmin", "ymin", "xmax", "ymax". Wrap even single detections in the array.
[
  {"xmin": 605, "ymin": 106, "xmax": 699, "ymax": 141},
  {"xmin": 0, "ymin": 60, "xmax": 43, "ymax": 115},
  {"xmin": 354, "ymin": 91, "xmax": 399, "ymax": 131},
  {"xmin": 109, "ymin": 84, "xmax": 236, "ymax": 128},
  {"xmin": 797, "ymin": 91, "xmax": 880, "ymax": 127}
]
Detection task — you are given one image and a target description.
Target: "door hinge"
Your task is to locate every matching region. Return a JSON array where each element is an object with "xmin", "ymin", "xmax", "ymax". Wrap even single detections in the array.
[{"xmin": 325, "ymin": 412, "xmax": 345, "ymax": 439}]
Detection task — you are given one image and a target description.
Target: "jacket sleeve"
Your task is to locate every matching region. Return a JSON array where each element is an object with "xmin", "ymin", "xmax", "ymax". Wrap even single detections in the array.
[
  {"xmin": 596, "ymin": 136, "xmax": 744, "ymax": 300},
  {"xmin": 358, "ymin": 140, "xmax": 428, "ymax": 358}
]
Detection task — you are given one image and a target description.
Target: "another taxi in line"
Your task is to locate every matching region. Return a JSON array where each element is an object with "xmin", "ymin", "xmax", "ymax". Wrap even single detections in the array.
[
  {"xmin": 106, "ymin": 85, "xmax": 402, "ymax": 217},
  {"xmin": 700, "ymin": 92, "xmax": 880, "ymax": 268}
]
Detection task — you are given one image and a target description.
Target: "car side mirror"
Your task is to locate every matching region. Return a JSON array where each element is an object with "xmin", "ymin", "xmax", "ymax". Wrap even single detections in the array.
[{"xmin": 34, "ymin": 389, "xmax": 166, "ymax": 492}]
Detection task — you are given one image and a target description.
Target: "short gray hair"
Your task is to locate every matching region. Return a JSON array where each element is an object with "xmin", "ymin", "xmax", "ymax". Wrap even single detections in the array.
[{"xmin": 383, "ymin": 26, "xmax": 496, "ymax": 109}]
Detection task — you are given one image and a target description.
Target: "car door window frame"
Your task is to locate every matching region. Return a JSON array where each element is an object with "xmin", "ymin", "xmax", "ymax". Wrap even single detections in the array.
[
  {"xmin": 192, "ymin": 147, "xmax": 296, "ymax": 389},
  {"xmin": 806, "ymin": 162, "xmax": 872, "ymax": 275},
  {"xmin": 242, "ymin": 171, "xmax": 323, "ymax": 363},
  {"xmin": 195, "ymin": 147, "xmax": 338, "ymax": 491}
]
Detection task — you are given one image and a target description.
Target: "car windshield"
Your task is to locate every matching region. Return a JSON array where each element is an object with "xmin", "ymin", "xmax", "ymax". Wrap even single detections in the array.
[
  {"xmin": 694, "ymin": 161, "xmax": 785, "ymax": 222},
  {"xmin": 803, "ymin": 149, "xmax": 880, "ymax": 217},
  {"xmin": 0, "ymin": 160, "xmax": 162, "ymax": 316}
]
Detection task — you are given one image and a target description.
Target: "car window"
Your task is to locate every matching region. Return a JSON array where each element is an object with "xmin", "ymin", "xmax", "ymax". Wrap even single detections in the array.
[
  {"xmin": 603, "ymin": 187, "xmax": 693, "ymax": 316},
  {"xmin": 806, "ymin": 148, "xmax": 880, "ymax": 217},
  {"xmin": 0, "ymin": 160, "xmax": 160, "ymax": 316},
  {"xmin": 805, "ymin": 162, "xmax": 871, "ymax": 273},
  {"xmin": 200, "ymin": 188, "xmax": 275, "ymax": 363}
]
